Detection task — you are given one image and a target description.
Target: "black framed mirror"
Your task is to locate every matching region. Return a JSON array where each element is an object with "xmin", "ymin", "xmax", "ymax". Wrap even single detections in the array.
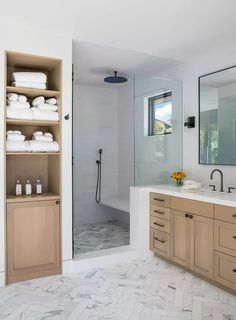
[{"xmin": 199, "ymin": 65, "xmax": 236, "ymax": 165}]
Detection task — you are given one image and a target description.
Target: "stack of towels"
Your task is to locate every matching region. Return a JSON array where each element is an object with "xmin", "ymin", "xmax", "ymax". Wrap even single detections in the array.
[
  {"xmin": 6, "ymin": 94, "xmax": 59, "ymax": 121},
  {"xmin": 7, "ymin": 93, "xmax": 33, "ymax": 120},
  {"xmin": 6, "ymin": 130, "xmax": 59, "ymax": 153},
  {"xmin": 32, "ymin": 96, "xmax": 59, "ymax": 121},
  {"xmin": 6, "ymin": 130, "xmax": 31, "ymax": 152},
  {"xmin": 11, "ymin": 72, "xmax": 47, "ymax": 90},
  {"xmin": 182, "ymin": 180, "xmax": 202, "ymax": 192}
]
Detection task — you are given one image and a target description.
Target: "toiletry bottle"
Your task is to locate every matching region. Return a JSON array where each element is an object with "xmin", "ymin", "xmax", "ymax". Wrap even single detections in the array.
[
  {"xmin": 15, "ymin": 180, "xmax": 22, "ymax": 196},
  {"xmin": 25, "ymin": 180, "xmax": 32, "ymax": 196},
  {"xmin": 36, "ymin": 179, "xmax": 42, "ymax": 195}
]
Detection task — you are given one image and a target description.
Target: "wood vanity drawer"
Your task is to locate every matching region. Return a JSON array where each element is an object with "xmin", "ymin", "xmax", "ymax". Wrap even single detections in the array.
[
  {"xmin": 150, "ymin": 193, "xmax": 170, "ymax": 208},
  {"xmin": 150, "ymin": 205, "xmax": 170, "ymax": 221},
  {"xmin": 150, "ymin": 228, "xmax": 170, "ymax": 259},
  {"xmin": 214, "ymin": 220, "xmax": 236, "ymax": 256},
  {"xmin": 214, "ymin": 251, "xmax": 236, "ymax": 292},
  {"xmin": 215, "ymin": 205, "xmax": 236, "ymax": 224},
  {"xmin": 171, "ymin": 197, "xmax": 213, "ymax": 218},
  {"xmin": 150, "ymin": 216, "xmax": 170, "ymax": 233}
]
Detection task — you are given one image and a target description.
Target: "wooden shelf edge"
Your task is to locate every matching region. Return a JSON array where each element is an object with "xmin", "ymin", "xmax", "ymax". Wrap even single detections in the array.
[
  {"xmin": 6, "ymin": 86, "xmax": 60, "ymax": 97},
  {"xmin": 6, "ymin": 119, "xmax": 60, "ymax": 126},
  {"xmin": 6, "ymin": 152, "xmax": 60, "ymax": 156},
  {"xmin": 6, "ymin": 193, "xmax": 60, "ymax": 203}
]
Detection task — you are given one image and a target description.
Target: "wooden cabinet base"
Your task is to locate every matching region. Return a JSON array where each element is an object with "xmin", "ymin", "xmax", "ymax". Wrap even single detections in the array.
[{"xmin": 7, "ymin": 267, "xmax": 61, "ymax": 284}]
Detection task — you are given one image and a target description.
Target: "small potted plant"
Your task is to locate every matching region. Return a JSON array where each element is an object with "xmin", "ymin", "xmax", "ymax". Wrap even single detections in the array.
[{"xmin": 171, "ymin": 171, "xmax": 186, "ymax": 186}]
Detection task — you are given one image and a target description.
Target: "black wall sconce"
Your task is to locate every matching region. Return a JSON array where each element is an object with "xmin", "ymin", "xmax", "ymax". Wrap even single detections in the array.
[{"xmin": 184, "ymin": 116, "xmax": 195, "ymax": 128}]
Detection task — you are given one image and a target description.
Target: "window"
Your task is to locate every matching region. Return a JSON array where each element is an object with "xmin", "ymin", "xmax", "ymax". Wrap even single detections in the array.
[{"xmin": 148, "ymin": 91, "xmax": 173, "ymax": 136}]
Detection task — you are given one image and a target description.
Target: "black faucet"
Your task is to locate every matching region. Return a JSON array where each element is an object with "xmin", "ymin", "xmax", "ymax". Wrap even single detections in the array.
[{"xmin": 210, "ymin": 169, "xmax": 224, "ymax": 192}]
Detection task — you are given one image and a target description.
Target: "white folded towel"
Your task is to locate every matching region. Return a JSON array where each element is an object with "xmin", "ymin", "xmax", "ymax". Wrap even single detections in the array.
[
  {"xmin": 11, "ymin": 72, "xmax": 47, "ymax": 83},
  {"xmin": 6, "ymin": 141, "xmax": 31, "ymax": 152},
  {"xmin": 44, "ymin": 132, "xmax": 53, "ymax": 138},
  {"xmin": 7, "ymin": 134, "xmax": 25, "ymax": 142},
  {"xmin": 31, "ymin": 107, "xmax": 59, "ymax": 121},
  {"xmin": 36, "ymin": 103, "xmax": 58, "ymax": 112},
  {"xmin": 7, "ymin": 93, "xmax": 18, "ymax": 102},
  {"xmin": 33, "ymin": 131, "xmax": 43, "ymax": 136},
  {"xmin": 18, "ymin": 95, "xmax": 27, "ymax": 103},
  {"xmin": 7, "ymin": 130, "xmax": 22, "ymax": 135},
  {"xmin": 28, "ymin": 140, "xmax": 59, "ymax": 152},
  {"xmin": 32, "ymin": 96, "xmax": 45, "ymax": 107},
  {"xmin": 7, "ymin": 101, "xmax": 30, "ymax": 109},
  {"xmin": 6, "ymin": 107, "xmax": 34, "ymax": 120},
  {"xmin": 45, "ymin": 98, "xmax": 57, "ymax": 105},
  {"xmin": 33, "ymin": 135, "xmax": 53, "ymax": 142},
  {"xmin": 12, "ymin": 81, "xmax": 46, "ymax": 90}
]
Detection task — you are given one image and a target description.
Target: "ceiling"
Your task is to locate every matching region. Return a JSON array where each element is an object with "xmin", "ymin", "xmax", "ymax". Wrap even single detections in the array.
[
  {"xmin": 73, "ymin": 41, "xmax": 182, "ymax": 87},
  {"xmin": 0, "ymin": 0, "xmax": 236, "ymax": 63}
]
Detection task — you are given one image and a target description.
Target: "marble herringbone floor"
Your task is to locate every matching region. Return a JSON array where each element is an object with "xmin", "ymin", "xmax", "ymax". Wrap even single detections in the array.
[
  {"xmin": 0, "ymin": 256, "xmax": 236, "ymax": 320},
  {"xmin": 73, "ymin": 220, "xmax": 130, "ymax": 256}
]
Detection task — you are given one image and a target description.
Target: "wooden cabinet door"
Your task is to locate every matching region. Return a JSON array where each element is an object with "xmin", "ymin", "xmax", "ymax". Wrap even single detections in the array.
[
  {"xmin": 190, "ymin": 215, "xmax": 213, "ymax": 279},
  {"xmin": 171, "ymin": 210, "xmax": 190, "ymax": 267},
  {"xmin": 7, "ymin": 200, "xmax": 61, "ymax": 284}
]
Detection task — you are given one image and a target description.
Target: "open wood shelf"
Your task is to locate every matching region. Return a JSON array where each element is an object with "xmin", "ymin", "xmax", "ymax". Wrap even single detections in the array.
[
  {"xmin": 6, "ymin": 119, "xmax": 60, "ymax": 126},
  {"xmin": 6, "ymin": 193, "xmax": 60, "ymax": 203},
  {"xmin": 6, "ymin": 86, "xmax": 60, "ymax": 98}
]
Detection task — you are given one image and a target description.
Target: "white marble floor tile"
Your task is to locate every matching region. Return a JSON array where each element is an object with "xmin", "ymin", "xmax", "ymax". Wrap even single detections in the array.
[{"xmin": 0, "ymin": 256, "xmax": 235, "ymax": 319}]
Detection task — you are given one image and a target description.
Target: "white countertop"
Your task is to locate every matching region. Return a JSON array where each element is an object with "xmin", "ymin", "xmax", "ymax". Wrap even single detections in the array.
[{"xmin": 132, "ymin": 184, "xmax": 236, "ymax": 207}]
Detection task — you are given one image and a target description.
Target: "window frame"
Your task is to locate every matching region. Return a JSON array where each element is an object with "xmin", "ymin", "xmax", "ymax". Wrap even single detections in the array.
[{"xmin": 148, "ymin": 91, "xmax": 173, "ymax": 136}]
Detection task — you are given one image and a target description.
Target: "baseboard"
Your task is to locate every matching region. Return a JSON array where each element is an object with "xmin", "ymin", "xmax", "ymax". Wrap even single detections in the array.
[{"xmin": 0, "ymin": 272, "xmax": 5, "ymax": 287}]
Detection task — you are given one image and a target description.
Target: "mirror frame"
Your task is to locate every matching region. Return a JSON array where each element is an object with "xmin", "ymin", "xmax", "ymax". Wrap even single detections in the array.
[{"xmin": 198, "ymin": 65, "xmax": 236, "ymax": 166}]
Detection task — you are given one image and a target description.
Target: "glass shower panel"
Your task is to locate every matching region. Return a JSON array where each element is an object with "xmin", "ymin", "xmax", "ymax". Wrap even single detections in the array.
[{"xmin": 134, "ymin": 75, "xmax": 183, "ymax": 186}]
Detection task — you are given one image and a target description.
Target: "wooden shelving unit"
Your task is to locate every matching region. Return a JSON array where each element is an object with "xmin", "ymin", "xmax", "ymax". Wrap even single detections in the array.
[{"xmin": 5, "ymin": 51, "xmax": 62, "ymax": 284}]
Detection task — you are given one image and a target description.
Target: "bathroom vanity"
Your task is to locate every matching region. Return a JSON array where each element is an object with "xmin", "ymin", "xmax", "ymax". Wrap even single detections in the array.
[{"xmin": 148, "ymin": 186, "xmax": 236, "ymax": 294}]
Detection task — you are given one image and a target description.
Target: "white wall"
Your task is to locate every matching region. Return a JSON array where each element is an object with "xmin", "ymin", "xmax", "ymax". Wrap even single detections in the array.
[
  {"xmin": 0, "ymin": 23, "xmax": 72, "ymax": 285},
  {"xmin": 159, "ymin": 42, "xmax": 236, "ymax": 187},
  {"xmin": 73, "ymin": 84, "xmax": 120, "ymax": 225}
]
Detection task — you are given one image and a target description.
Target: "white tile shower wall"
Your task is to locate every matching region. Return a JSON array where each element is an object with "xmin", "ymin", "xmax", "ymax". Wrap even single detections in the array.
[
  {"xmin": 73, "ymin": 85, "xmax": 119, "ymax": 225},
  {"xmin": 0, "ymin": 22, "xmax": 72, "ymax": 282},
  {"xmin": 117, "ymin": 81, "xmax": 134, "ymax": 197},
  {"xmin": 158, "ymin": 41, "xmax": 236, "ymax": 187}
]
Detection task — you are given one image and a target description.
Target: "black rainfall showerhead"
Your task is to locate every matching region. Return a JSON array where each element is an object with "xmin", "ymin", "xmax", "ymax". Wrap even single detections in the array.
[{"xmin": 104, "ymin": 71, "xmax": 128, "ymax": 84}]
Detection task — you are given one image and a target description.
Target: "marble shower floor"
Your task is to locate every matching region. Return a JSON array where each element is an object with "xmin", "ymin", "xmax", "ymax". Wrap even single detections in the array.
[
  {"xmin": 0, "ymin": 256, "xmax": 236, "ymax": 320},
  {"xmin": 73, "ymin": 220, "xmax": 130, "ymax": 256}
]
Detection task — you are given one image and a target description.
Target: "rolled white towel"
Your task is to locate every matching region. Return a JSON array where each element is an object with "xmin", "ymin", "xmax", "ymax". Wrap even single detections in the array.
[
  {"xmin": 33, "ymin": 131, "xmax": 43, "ymax": 136},
  {"xmin": 31, "ymin": 107, "xmax": 59, "ymax": 121},
  {"xmin": 6, "ymin": 140, "xmax": 31, "ymax": 153},
  {"xmin": 12, "ymin": 81, "xmax": 46, "ymax": 90},
  {"xmin": 36, "ymin": 103, "xmax": 58, "ymax": 112},
  {"xmin": 7, "ymin": 101, "xmax": 30, "ymax": 109},
  {"xmin": 6, "ymin": 107, "xmax": 34, "ymax": 120},
  {"xmin": 32, "ymin": 96, "xmax": 45, "ymax": 107},
  {"xmin": 33, "ymin": 135, "xmax": 53, "ymax": 142},
  {"xmin": 7, "ymin": 93, "xmax": 18, "ymax": 102},
  {"xmin": 28, "ymin": 140, "xmax": 59, "ymax": 153},
  {"xmin": 44, "ymin": 132, "xmax": 53, "ymax": 138},
  {"xmin": 7, "ymin": 130, "xmax": 22, "ymax": 135},
  {"xmin": 11, "ymin": 72, "xmax": 47, "ymax": 83},
  {"xmin": 45, "ymin": 98, "xmax": 57, "ymax": 105},
  {"xmin": 7, "ymin": 134, "xmax": 25, "ymax": 142},
  {"xmin": 18, "ymin": 95, "xmax": 27, "ymax": 103}
]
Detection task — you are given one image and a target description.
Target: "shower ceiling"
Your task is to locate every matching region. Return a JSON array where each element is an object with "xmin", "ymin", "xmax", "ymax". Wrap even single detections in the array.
[{"xmin": 73, "ymin": 41, "xmax": 183, "ymax": 88}]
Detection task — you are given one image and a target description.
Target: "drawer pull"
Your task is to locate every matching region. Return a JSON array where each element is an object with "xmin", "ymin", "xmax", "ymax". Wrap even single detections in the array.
[
  {"xmin": 232, "ymin": 214, "xmax": 236, "ymax": 218},
  {"xmin": 154, "ymin": 237, "xmax": 166, "ymax": 243},
  {"xmin": 233, "ymin": 236, "xmax": 236, "ymax": 239},
  {"xmin": 153, "ymin": 222, "xmax": 165, "ymax": 227},
  {"xmin": 154, "ymin": 210, "xmax": 165, "ymax": 214},
  {"xmin": 233, "ymin": 269, "xmax": 236, "ymax": 273},
  {"xmin": 154, "ymin": 198, "xmax": 165, "ymax": 202}
]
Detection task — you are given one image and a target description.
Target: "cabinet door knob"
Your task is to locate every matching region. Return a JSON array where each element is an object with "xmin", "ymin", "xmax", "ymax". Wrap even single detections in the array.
[
  {"xmin": 56, "ymin": 200, "xmax": 60, "ymax": 205},
  {"xmin": 232, "ymin": 269, "xmax": 236, "ymax": 273},
  {"xmin": 185, "ymin": 213, "xmax": 189, "ymax": 218},
  {"xmin": 189, "ymin": 214, "xmax": 193, "ymax": 219}
]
